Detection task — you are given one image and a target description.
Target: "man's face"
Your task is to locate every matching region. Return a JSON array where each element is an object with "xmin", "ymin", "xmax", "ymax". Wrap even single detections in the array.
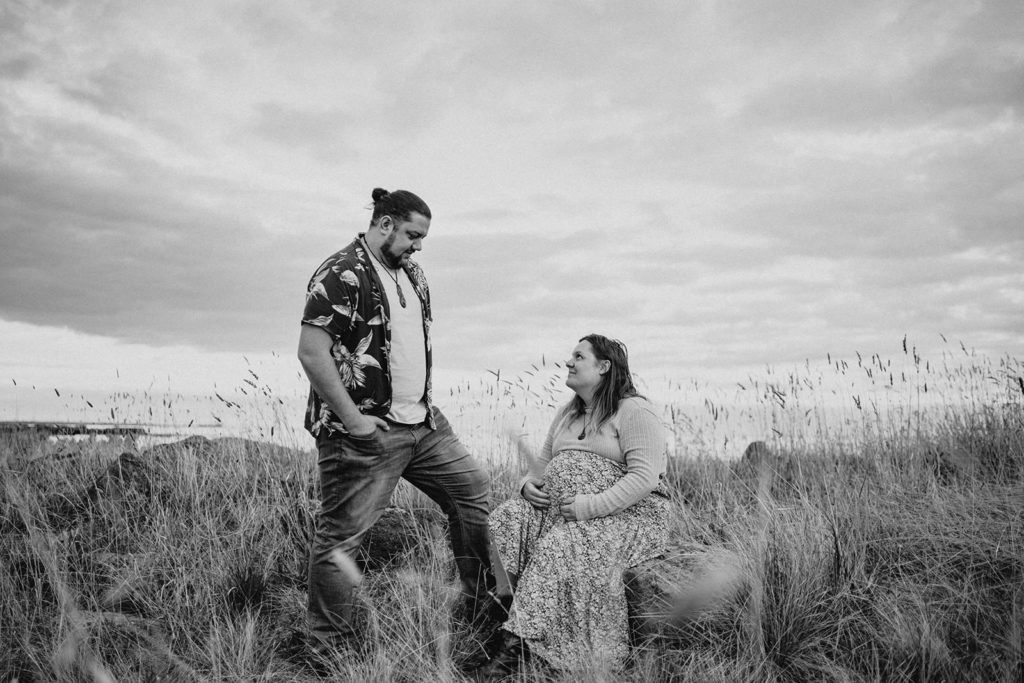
[{"xmin": 380, "ymin": 211, "xmax": 430, "ymax": 268}]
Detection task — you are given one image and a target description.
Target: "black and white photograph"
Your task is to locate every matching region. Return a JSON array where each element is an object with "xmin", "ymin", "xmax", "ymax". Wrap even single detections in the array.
[{"xmin": 1, "ymin": 1, "xmax": 1022, "ymax": 681}]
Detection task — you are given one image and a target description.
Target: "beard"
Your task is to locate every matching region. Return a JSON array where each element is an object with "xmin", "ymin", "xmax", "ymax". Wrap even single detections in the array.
[{"xmin": 380, "ymin": 233, "xmax": 408, "ymax": 269}]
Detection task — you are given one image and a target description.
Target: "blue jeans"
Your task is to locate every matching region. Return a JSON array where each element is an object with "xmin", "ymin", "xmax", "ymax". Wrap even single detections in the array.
[{"xmin": 308, "ymin": 407, "xmax": 492, "ymax": 644}]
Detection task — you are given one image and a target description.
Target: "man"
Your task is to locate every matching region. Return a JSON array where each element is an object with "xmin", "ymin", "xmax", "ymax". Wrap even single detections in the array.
[{"xmin": 297, "ymin": 187, "xmax": 494, "ymax": 651}]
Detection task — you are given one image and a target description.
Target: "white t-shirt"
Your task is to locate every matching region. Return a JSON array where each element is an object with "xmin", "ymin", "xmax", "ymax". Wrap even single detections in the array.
[{"xmin": 368, "ymin": 256, "xmax": 428, "ymax": 424}]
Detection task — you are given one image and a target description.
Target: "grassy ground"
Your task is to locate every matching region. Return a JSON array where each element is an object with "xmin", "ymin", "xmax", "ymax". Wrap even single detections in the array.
[{"xmin": 2, "ymin": 350, "xmax": 1023, "ymax": 682}]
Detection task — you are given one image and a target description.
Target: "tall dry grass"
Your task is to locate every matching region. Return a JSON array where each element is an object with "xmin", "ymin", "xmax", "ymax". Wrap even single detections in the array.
[{"xmin": 1, "ymin": 341, "xmax": 1022, "ymax": 681}]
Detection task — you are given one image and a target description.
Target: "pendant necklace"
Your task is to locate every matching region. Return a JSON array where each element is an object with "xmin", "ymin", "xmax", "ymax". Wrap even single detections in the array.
[
  {"xmin": 366, "ymin": 242, "xmax": 407, "ymax": 308},
  {"xmin": 577, "ymin": 409, "xmax": 591, "ymax": 440}
]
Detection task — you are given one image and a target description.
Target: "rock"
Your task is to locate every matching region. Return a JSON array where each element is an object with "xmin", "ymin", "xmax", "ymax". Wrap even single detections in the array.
[
  {"xmin": 731, "ymin": 440, "xmax": 796, "ymax": 495},
  {"xmin": 741, "ymin": 440, "xmax": 771, "ymax": 464},
  {"xmin": 625, "ymin": 545, "xmax": 747, "ymax": 645},
  {"xmin": 86, "ymin": 451, "xmax": 154, "ymax": 506},
  {"xmin": 360, "ymin": 507, "xmax": 420, "ymax": 570},
  {"xmin": 44, "ymin": 436, "xmax": 309, "ymax": 529},
  {"xmin": 141, "ymin": 435, "xmax": 304, "ymax": 473},
  {"xmin": 38, "ymin": 435, "xmax": 445, "ymax": 577},
  {"xmin": 44, "ymin": 451, "xmax": 155, "ymax": 530},
  {"xmin": 135, "ymin": 434, "xmax": 215, "ymax": 463},
  {"xmin": 360, "ymin": 506, "xmax": 446, "ymax": 571}
]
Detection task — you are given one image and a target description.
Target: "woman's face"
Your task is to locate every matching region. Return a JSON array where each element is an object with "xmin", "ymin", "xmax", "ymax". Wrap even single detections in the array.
[{"xmin": 565, "ymin": 341, "xmax": 609, "ymax": 397}]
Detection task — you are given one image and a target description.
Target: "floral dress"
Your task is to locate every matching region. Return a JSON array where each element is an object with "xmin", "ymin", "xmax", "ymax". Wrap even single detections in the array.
[{"xmin": 489, "ymin": 449, "xmax": 669, "ymax": 671}]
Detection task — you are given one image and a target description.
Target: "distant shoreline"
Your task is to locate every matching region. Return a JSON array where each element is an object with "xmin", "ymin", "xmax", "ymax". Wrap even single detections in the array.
[{"xmin": 0, "ymin": 421, "xmax": 219, "ymax": 438}]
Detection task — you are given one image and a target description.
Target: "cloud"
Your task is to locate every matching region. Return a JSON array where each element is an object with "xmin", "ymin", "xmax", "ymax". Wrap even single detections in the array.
[
  {"xmin": 0, "ymin": 0, "xmax": 1022, "ymax": 392},
  {"xmin": 250, "ymin": 103, "xmax": 358, "ymax": 161},
  {"xmin": 0, "ymin": 150, "xmax": 311, "ymax": 351}
]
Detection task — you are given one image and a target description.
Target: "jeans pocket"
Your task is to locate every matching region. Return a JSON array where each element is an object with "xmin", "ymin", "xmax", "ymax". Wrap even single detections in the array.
[{"xmin": 344, "ymin": 429, "xmax": 384, "ymax": 455}]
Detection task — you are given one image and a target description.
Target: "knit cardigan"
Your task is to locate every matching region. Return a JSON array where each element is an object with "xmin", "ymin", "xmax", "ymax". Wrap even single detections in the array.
[{"xmin": 521, "ymin": 396, "xmax": 667, "ymax": 521}]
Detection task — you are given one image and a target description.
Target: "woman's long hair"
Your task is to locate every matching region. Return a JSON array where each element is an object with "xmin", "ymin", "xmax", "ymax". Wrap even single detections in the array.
[{"xmin": 566, "ymin": 334, "xmax": 641, "ymax": 435}]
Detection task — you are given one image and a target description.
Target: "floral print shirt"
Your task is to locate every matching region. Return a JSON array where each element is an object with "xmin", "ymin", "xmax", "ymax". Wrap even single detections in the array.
[{"xmin": 301, "ymin": 234, "xmax": 434, "ymax": 437}]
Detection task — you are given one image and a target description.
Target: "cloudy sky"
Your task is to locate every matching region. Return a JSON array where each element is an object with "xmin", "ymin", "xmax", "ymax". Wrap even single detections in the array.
[{"xmin": 2, "ymin": 0, "xmax": 1022, "ymax": 421}]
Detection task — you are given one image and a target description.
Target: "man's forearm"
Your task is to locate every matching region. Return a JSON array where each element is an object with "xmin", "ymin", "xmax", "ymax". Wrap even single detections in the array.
[
  {"xmin": 300, "ymin": 354, "xmax": 363, "ymax": 427},
  {"xmin": 297, "ymin": 326, "xmax": 364, "ymax": 430}
]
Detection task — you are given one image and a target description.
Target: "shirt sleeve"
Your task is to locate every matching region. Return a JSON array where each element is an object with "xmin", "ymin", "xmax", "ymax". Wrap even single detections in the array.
[
  {"xmin": 570, "ymin": 399, "xmax": 666, "ymax": 521},
  {"xmin": 301, "ymin": 258, "xmax": 356, "ymax": 339}
]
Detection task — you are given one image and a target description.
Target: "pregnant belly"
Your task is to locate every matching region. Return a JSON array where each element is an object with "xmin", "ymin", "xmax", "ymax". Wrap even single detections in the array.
[{"xmin": 542, "ymin": 449, "xmax": 624, "ymax": 505}]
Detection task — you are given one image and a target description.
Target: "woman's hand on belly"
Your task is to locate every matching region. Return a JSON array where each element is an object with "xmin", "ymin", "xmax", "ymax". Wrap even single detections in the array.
[
  {"xmin": 559, "ymin": 495, "xmax": 577, "ymax": 521},
  {"xmin": 522, "ymin": 479, "xmax": 550, "ymax": 510}
]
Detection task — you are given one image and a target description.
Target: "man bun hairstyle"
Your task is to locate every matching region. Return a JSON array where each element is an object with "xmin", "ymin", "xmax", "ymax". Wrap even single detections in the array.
[{"xmin": 370, "ymin": 187, "xmax": 431, "ymax": 224}]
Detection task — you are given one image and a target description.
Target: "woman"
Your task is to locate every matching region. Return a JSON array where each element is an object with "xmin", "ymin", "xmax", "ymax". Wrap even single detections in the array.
[{"xmin": 481, "ymin": 334, "xmax": 669, "ymax": 676}]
